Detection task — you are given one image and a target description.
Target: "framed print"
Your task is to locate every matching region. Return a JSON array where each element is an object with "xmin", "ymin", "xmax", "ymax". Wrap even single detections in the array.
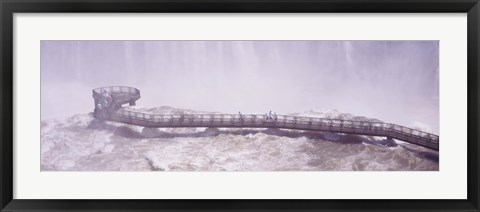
[{"xmin": 1, "ymin": 0, "xmax": 479, "ymax": 211}]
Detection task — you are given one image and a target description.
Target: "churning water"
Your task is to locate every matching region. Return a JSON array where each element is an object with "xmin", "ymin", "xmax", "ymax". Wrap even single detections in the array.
[{"xmin": 40, "ymin": 106, "xmax": 439, "ymax": 171}]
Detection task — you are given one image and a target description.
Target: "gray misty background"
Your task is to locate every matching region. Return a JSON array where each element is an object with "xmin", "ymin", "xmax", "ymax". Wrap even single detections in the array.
[{"xmin": 41, "ymin": 41, "xmax": 439, "ymax": 133}]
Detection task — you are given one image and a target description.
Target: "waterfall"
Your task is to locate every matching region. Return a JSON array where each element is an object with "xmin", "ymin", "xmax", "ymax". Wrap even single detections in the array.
[{"xmin": 41, "ymin": 40, "xmax": 439, "ymax": 133}]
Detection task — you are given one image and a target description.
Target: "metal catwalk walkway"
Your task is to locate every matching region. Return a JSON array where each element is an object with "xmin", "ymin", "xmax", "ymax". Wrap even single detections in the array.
[{"xmin": 92, "ymin": 86, "xmax": 439, "ymax": 151}]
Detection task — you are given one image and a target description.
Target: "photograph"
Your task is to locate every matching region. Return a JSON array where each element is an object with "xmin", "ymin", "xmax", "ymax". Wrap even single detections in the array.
[{"xmin": 40, "ymin": 40, "xmax": 439, "ymax": 171}]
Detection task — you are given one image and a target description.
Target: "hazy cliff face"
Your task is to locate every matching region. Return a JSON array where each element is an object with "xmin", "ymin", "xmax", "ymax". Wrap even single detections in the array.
[{"xmin": 41, "ymin": 41, "xmax": 439, "ymax": 133}]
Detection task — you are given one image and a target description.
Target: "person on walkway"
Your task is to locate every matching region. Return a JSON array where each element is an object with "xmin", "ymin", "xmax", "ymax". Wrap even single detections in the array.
[
  {"xmin": 105, "ymin": 94, "xmax": 112, "ymax": 106},
  {"xmin": 101, "ymin": 90, "xmax": 112, "ymax": 107}
]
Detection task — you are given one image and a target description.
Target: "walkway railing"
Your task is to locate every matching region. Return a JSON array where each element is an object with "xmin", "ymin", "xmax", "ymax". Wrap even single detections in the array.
[{"xmin": 92, "ymin": 86, "xmax": 439, "ymax": 151}]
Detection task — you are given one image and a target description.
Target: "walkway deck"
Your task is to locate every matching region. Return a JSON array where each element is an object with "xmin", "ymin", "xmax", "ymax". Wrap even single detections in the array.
[{"xmin": 92, "ymin": 86, "xmax": 439, "ymax": 151}]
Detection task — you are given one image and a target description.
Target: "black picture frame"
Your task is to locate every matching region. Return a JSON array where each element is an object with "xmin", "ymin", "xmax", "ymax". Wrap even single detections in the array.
[{"xmin": 1, "ymin": 0, "xmax": 479, "ymax": 211}]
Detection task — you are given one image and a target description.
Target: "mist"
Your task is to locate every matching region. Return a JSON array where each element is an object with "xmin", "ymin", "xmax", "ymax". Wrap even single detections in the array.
[{"xmin": 41, "ymin": 40, "xmax": 439, "ymax": 133}]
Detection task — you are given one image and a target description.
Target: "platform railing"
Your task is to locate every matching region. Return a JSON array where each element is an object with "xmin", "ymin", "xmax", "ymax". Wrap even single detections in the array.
[{"xmin": 93, "ymin": 86, "xmax": 139, "ymax": 95}]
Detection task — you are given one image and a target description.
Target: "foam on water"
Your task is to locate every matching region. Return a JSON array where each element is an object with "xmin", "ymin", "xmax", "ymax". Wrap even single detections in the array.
[{"xmin": 40, "ymin": 107, "xmax": 439, "ymax": 171}]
